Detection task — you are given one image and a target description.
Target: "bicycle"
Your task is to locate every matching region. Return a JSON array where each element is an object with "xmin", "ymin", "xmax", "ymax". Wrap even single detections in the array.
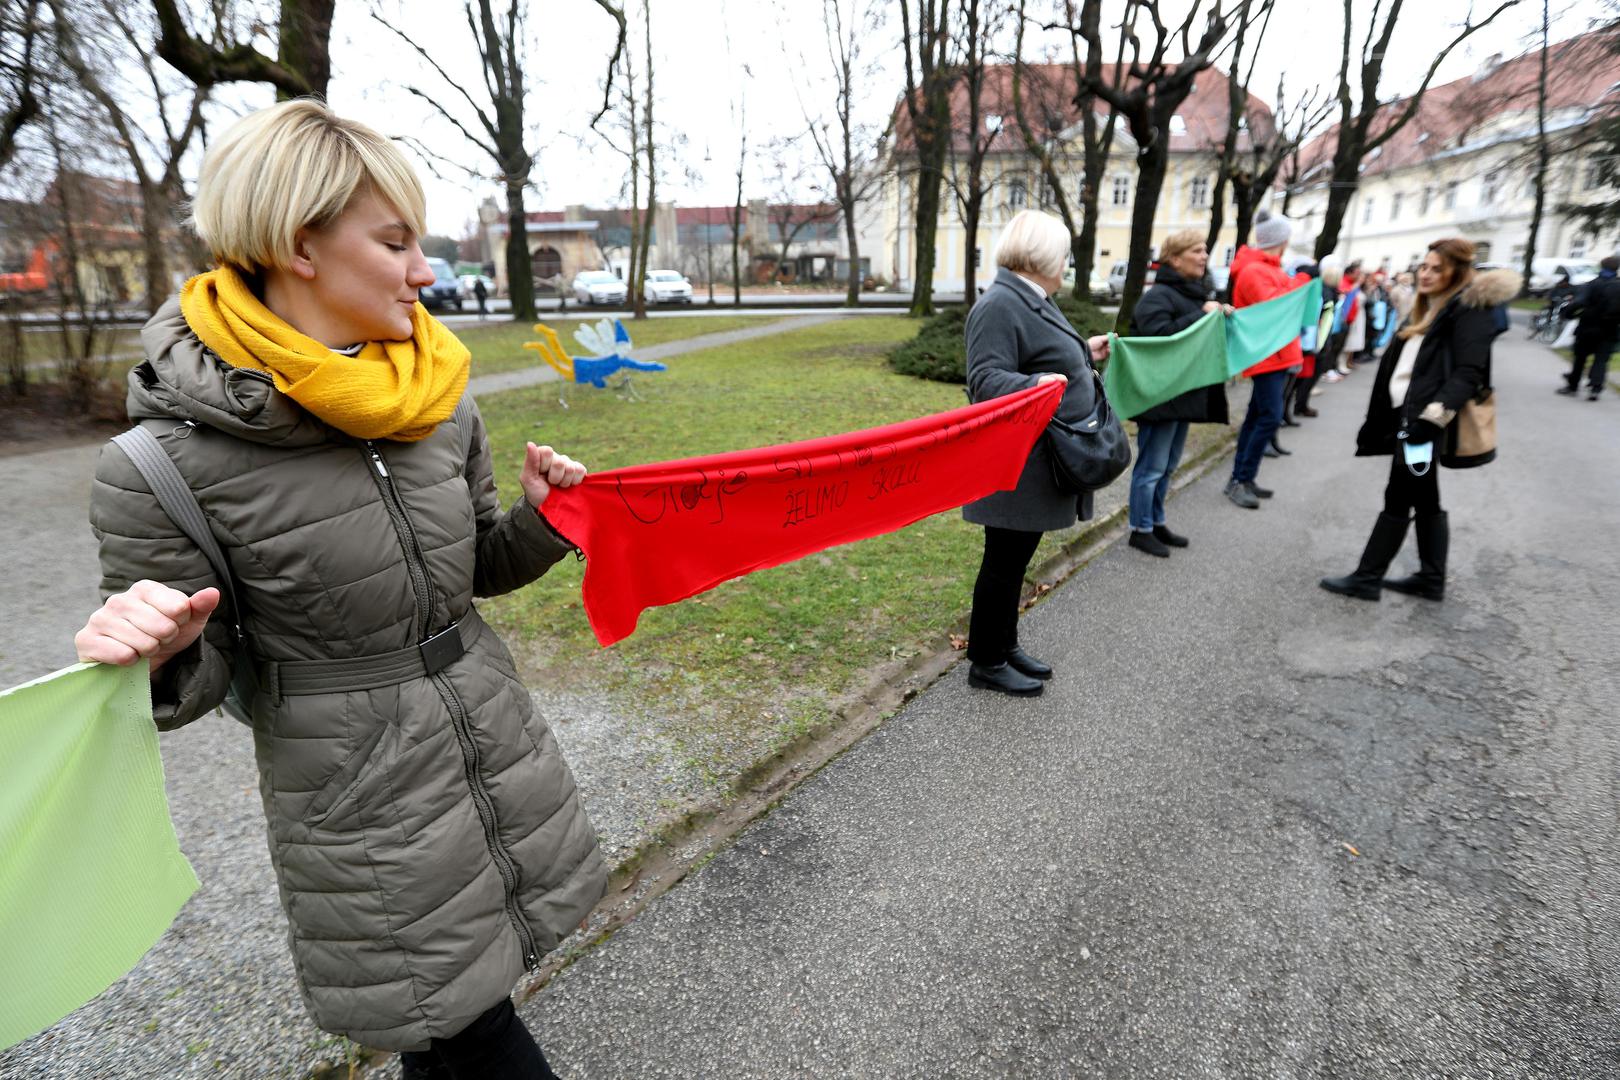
[{"xmin": 1530, "ymin": 299, "xmax": 1571, "ymax": 344}]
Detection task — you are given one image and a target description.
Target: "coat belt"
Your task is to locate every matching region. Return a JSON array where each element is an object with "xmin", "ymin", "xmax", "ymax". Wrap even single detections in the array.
[{"xmin": 256, "ymin": 608, "xmax": 483, "ymax": 703}]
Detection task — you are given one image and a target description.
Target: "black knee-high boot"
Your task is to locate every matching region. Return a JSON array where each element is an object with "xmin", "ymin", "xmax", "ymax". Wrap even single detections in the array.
[
  {"xmin": 1319, "ymin": 512, "xmax": 1410, "ymax": 600},
  {"xmin": 1383, "ymin": 511, "xmax": 1448, "ymax": 600}
]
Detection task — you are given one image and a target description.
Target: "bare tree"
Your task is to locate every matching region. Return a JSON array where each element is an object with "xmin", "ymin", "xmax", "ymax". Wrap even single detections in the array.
[
  {"xmin": 1008, "ymin": 0, "xmax": 1122, "ymax": 298},
  {"xmin": 731, "ymin": 101, "xmax": 747, "ymax": 304},
  {"xmin": 1204, "ymin": 0, "xmax": 1270, "ymax": 252},
  {"xmin": 380, "ymin": 0, "xmax": 628, "ymax": 323},
  {"xmin": 1520, "ymin": 0, "xmax": 1552, "ymax": 293},
  {"xmin": 1074, "ymin": 0, "xmax": 1230, "ymax": 331},
  {"xmin": 1224, "ymin": 78, "xmax": 1332, "ymax": 251},
  {"xmin": 0, "ymin": 0, "xmax": 42, "ymax": 173},
  {"xmin": 898, "ymin": 0, "xmax": 953, "ymax": 316},
  {"xmin": 796, "ymin": 0, "xmax": 892, "ymax": 305},
  {"xmin": 151, "ymin": 0, "xmax": 333, "ymax": 99},
  {"xmin": 945, "ymin": 0, "xmax": 1010, "ymax": 304},
  {"xmin": 632, "ymin": 0, "xmax": 654, "ymax": 319},
  {"xmin": 48, "ymin": 0, "xmax": 209, "ymax": 314},
  {"xmin": 761, "ymin": 143, "xmax": 840, "ymax": 282},
  {"xmin": 1311, "ymin": 0, "xmax": 1523, "ymax": 260}
]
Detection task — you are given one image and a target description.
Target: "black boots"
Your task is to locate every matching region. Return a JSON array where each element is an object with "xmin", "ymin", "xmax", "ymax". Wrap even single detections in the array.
[
  {"xmin": 969, "ymin": 661, "xmax": 1044, "ymax": 696},
  {"xmin": 1320, "ymin": 512, "xmax": 1411, "ymax": 601},
  {"xmin": 1383, "ymin": 512, "xmax": 1448, "ymax": 600},
  {"xmin": 1006, "ymin": 647, "xmax": 1053, "ymax": 679}
]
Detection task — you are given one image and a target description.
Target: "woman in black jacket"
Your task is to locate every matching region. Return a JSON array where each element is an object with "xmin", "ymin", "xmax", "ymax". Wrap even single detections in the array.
[
  {"xmin": 1124, "ymin": 230, "xmax": 1230, "ymax": 557},
  {"xmin": 1320, "ymin": 237, "xmax": 1519, "ymax": 601}
]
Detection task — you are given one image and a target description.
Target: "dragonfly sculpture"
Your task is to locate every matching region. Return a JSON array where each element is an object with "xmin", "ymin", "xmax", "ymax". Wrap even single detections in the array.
[{"xmin": 523, "ymin": 318, "xmax": 668, "ymax": 406}]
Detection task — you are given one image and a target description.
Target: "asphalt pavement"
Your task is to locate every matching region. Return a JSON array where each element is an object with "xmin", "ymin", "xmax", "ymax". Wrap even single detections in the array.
[{"xmin": 523, "ymin": 333, "xmax": 1620, "ymax": 1078}]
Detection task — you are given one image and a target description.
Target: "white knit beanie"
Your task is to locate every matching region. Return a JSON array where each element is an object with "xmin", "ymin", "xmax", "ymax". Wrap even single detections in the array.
[{"xmin": 1253, "ymin": 209, "xmax": 1294, "ymax": 250}]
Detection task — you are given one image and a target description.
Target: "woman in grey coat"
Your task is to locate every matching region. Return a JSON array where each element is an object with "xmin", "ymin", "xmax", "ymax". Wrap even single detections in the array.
[
  {"xmin": 962, "ymin": 210, "xmax": 1111, "ymax": 698},
  {"xmin": 72, "ymin": 101, "xmax": 602, "ymax": 1078}
]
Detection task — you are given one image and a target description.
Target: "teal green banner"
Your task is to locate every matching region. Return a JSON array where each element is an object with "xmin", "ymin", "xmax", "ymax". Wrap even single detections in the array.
[
  {"xmin": 1104, "ymin": 278, "xmax": 1323, "ymax": 420},
  {"xmin": 0, "ymin": 661, "xmax": 198, "ymax": 1051}
]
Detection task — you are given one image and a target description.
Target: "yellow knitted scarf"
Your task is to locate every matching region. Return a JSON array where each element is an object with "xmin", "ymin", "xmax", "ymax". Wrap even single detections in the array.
[{"xmin": 179, "ymin": 266, "xmax": 470, "ymax": 442}]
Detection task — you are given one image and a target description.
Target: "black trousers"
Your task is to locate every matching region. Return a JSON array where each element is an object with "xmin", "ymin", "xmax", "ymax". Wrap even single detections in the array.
[
  {"xmin": 967, "ymin": 526, "xmax": 1043, "ymax": 665},
  {"xmin": 1568, "ymin": 334, "xmax": 1614, "ymax": 393},
  {"xmin": 399, "ymin": 999, "xmax": 559, "ymax": 1080},
  {"xmin": 1383, "ymin": 453, "xmax": 1442, "ymax": 518}
]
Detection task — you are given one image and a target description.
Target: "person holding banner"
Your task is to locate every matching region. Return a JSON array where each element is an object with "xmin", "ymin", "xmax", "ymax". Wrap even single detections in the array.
[
  {"xmin": 1320, "ymin": 238, "xmax": 1517, "ymax": 601},
  {"xmin": 962, "ymin": 210, "xmax": 1111, "ymax": 697},
  {"xmin": 71, "ymin": 100, "xmax": 603, "ymax": 1077},
  {"xmin": 1224, "ymin": 210, "xmax": 1306, "ymax": 510},
  {"xmin": 1124, "ymin": 230, "xmax": 1230, "ymax": 557}
]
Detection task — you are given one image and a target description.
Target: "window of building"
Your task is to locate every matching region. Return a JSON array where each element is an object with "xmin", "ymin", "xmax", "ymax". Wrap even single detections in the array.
[
  {"xmin": 1391, "ymin": 192, "xmax": 1403, "ymax": 220},
  {"xmin": 1363, "ymin": 198, "xmax": 1375, "ymax": 224},
  {"xmin": 1190, "ymin": 175, "xmax": 1210, "ymax": 208},
  {"xmin": 1571, "ymin": 234, "xmax": 1588, "ymax": 259},
  {"xmin": 1008, "ymin": 179, "xmax": 1028, "ymax": 210},
  {"xmin": 1112, "ymin": 175, "xmax": 1130, "ymax": 206},
  {"xmin": 1443, "ymin": 181, "xmax": 1459, "ymax": 210},
  {"xmin": 1483, "ymin": 170, "xmax": 1501, "ymax": 204},
  {"xmin": 1419, "ymin": 186, "xmax": 1433, "ymax": 215},
  {"xmin": 1168, "ymin": 114, "xmax": 1188, "ymax": 136},
  {"xmin": 1585, "ymin": 157, "xmax": 1607, "ymax": 190}
]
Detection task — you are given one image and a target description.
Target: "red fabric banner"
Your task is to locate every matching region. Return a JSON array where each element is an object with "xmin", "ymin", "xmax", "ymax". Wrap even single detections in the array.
[{"xmin": 539, "ymin": 381, "xmax": 1064, "ymax": 646}]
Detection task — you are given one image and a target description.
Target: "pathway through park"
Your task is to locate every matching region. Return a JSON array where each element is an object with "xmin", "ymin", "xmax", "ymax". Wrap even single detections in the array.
[{"xmin": 524, "ymin": 331, "xmax": 1620, "ymax": 1078}]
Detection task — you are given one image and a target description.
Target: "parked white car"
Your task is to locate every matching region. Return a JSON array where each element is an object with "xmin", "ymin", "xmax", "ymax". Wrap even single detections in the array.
[
  {"xmin": 1106, "ymin": 259, "xmax": 1159, "ymax": 300},
  {"xmin": 1527, "ymin": 257, "xmax": 1599, "ymax": 296},
  {"xmin": 643, "ymin": 269, "xmax": 694, "ymax": 304},
  {"xmin": 572, "ymin": 269, "xmax": 628, "ymax": 306}
]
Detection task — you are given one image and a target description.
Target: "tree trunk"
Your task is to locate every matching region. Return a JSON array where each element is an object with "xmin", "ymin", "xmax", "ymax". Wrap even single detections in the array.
[
  {"xmin": 632, "ymin": 0, "xmax": 653, "ymax": 319},
  {"xmin": 505, "ymin": 180, "xmax": 536, "ymax": 322},
  {"xmin": 1232, "ymin": 182, "xmax": 1259, "ymax": 250},
  {"xmin": 276, "ymin": 0, "xmax": 335, "ymax": 100},
  {"xmin": 139, "ymin": 183, "xmax": 170, "ymax": 316},
  {"xmin": 1312, "ymin": 151, "xmax": 1360, "ymax": 260},
  {"xmin": 840, "ymin": 187, "xmax": 861, "ymax": 305},
  {"xmin": 1115, "ymin": 136, "xmax": 1170, "ymax": 333},
  {"xmin": 909, "ymin": 157, "xmax": 944, "ymax": 317},
  {"xmin": 1521, "ymin": 0, "xmax": 1549, "ymax": 297},
  {"xmin": 731, "ymin": 197, "xmax": 742, "ymax": 305},
  {"xmin": 962, "ymin": 187, "xmax": 983, "ymax": 305}
]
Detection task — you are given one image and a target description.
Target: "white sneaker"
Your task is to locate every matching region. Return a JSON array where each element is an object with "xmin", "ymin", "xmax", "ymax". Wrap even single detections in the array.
[{"xmin": 1322, "ymin": 371, "xmax": 1344, "ymax": 383}]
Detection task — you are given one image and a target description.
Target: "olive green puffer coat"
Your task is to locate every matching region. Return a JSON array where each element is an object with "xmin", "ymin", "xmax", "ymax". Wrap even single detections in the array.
[{"xmin": 88, "ymin": 300, "xmax": 606, "ymax": 1051}]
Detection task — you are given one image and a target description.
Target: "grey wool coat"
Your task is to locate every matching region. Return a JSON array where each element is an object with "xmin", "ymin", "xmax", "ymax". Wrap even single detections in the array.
[
  {"xmin": 963, "ymin": 266, "xmax": 1096, "ymax": 531},
  {"xmin": 88, "ymin": 300, "xmax": 607, "ymax": 1052}
]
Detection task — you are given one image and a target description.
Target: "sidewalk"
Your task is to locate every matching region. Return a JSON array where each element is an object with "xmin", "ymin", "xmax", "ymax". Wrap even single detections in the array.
[{"xmin": 521, "ymin": 336, "xmax": 1620, "ymax": 1077}]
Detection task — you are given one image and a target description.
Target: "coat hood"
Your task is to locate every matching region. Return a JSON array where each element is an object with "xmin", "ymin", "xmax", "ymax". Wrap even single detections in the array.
[
  {"xmin": 1458, "ymin": 268, "xmax": 1522, "ymax": 309},
  {"xmin": 1228, "ymin": 244, "xmax": 1278, "ymax": 281},
  {"xmin": 129, "ymin": 297, "xmax": 334, "ymax": 449}
]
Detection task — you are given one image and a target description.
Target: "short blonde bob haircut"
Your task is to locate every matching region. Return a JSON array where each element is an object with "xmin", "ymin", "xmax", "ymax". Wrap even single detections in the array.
[
  {"xmin": 994, "ymin": 209, "xmax": 1071, "ymax": 280},
  {"xmin": 1159, "ymin": 229, "xmax": 1205, "ymax": 262},
  {"xmin": 190, "ymin": 99, "xmax": 427, "ymax": 274}
]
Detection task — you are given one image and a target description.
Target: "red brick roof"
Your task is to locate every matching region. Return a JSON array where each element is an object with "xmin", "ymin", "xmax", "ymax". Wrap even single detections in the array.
[
  {"xmin": 1297, "ymin": 29, "xmax": 1620, "ymax": 178},
  {"xmin": 891, "ymin": 62, "xmax": 1275, "ymax": 155}
]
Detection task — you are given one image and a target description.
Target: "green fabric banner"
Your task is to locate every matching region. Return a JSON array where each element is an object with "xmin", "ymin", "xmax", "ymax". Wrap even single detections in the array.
[
  {"xmin": 0, "ymin": 661, "xmax": 198, "ymax": 1051},
  {"xmin": 1104, "ymin": 278, "xmax": 1323, "ymax": 420}
]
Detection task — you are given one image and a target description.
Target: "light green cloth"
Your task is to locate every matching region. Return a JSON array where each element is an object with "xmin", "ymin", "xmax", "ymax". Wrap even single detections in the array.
[
  {"xmin": 1104, "ymin": 278, "xmax": 1323, "ymax": 419},
  {"xmin": 0, "ymin": 661, "xmax": 198, "ymax": 1051}
]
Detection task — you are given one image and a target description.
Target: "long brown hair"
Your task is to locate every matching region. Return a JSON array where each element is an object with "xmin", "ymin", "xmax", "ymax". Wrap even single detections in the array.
[{"xmin": 1399, "ymin": 237, "xmax": 1475, "ymax": 340}]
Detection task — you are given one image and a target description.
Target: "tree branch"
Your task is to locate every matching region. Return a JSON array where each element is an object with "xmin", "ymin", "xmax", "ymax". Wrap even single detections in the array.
[{"xmin": 150, "ymin": 0, "xmax": 310, "ymax": 96}]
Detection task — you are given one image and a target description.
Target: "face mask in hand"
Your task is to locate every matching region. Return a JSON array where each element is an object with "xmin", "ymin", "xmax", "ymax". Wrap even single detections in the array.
[{"xmin": 1402, "ymin": 436, "xmax": 1434, "ymax": 475}]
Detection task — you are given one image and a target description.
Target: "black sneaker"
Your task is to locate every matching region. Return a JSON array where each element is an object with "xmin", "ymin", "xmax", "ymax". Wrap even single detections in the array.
[
  {"xmin": 1589, "ymin": 391, "xmax": 1602, "ymax": 401},
  {"xmin": 1225, "ymin": 479, "xmax": 1261, "ymax": 509},
  {"xmin": 1556, "ymin": 385, "xmax": 1578, "ymax": 396},
  {"xmin": 1129, "ymin": 530, "xmax": 1171, "ymax": 558},
  {"xmin": 1246, "ymin": 481, "xmax": 1274, "ymax": 499}
]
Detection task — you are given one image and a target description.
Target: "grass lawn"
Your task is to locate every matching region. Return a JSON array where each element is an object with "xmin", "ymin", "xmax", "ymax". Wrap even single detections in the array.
[
  {"xmin": 474, "ymin": 315, "xmax": 1228, "ymax": 793},
  {"xmin": 456, "ymin": 313, "xmax": 778, "ymax": 376},
  {"xmin": 17, "ymin": 326, "xmax": 142, "ymax": 365}
]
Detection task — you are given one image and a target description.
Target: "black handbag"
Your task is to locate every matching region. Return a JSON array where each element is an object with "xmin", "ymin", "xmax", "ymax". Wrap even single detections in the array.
[{"xmin": 1045, "ymin": 368, "xmax": 1132, "ymax": 493}]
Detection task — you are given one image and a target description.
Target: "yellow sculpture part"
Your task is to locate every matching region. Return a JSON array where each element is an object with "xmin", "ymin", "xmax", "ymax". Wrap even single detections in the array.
[{"xmin": 522, "ymin": 324, "xmax": 575, "ymax": 380}]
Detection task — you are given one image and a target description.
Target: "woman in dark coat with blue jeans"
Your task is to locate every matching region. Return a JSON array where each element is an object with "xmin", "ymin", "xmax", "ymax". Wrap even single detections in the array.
[
  {"xmin": 1125, "ymin": 230, "xmax": 1231, "ymax": 558},
  {"xmin": 962, "ymin": 210, "xmax": 1112, "ymax": 698}
]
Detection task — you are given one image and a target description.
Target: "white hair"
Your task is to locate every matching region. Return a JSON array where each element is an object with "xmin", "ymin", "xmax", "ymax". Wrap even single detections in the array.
[{"xmin": 994, "ymin": 210, "xmax": 1071, "ymax": 280}]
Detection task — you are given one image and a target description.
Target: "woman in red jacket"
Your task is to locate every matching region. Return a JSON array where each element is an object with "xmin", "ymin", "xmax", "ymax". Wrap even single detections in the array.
[{"xmin": 1224, "ymin": 210, "xmax": 1306, "ymax": 509}]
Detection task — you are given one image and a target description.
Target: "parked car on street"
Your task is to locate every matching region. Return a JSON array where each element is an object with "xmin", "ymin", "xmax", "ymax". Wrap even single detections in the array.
[
  {"xmin": 1061, "ymin": 263, "xmax": 1112, "ymax": 302},
  {"xmin": 1107, "ymin": 259, "xmax": 1159, "ymax": 300},
  {"xmin": 572, "ymin": 269, "xmax": 628, "ymax": 306},
  {"xmin": 420, "ymin": 257, "xmax": 462, "ymax": 310},
  {"xmin": 1527, "ymin": 258, "xmax": 1598, "ymax": 296},
  {"xmin": 643, "ymin": 269, "xmax": 694, "ymax": 304}
]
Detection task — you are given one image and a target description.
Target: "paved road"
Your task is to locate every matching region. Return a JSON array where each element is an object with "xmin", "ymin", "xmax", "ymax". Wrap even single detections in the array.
[{"xmin": 524, "ymin": 334, "xmax": 1620, "ymax": 1077}]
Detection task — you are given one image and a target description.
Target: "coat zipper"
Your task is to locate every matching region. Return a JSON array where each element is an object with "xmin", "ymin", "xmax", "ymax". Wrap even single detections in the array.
[{"xmin": 363, "ymin": 441, "xmax": 541, "ymax": 972}]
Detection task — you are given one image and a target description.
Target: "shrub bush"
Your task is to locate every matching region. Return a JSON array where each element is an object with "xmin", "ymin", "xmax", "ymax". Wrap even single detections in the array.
[{"xmin": 886, "ymin": 293, "xmax": 1114, "ymax": 383}]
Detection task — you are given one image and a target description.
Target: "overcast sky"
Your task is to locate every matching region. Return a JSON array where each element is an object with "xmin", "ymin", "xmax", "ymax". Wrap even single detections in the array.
[{"xmin": 81, "ymin": 0, "xmax": 1606, "ymax": 239}]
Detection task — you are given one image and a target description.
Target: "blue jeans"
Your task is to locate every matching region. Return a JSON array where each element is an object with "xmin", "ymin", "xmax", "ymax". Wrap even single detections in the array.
[
  {"xmin": 1231, "ymin": 370, "xmax": 1287, "ymax": 484},
  {"xmin": 1128, "ymin": 420, "xmax": 1189, "ymax": 531}
]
